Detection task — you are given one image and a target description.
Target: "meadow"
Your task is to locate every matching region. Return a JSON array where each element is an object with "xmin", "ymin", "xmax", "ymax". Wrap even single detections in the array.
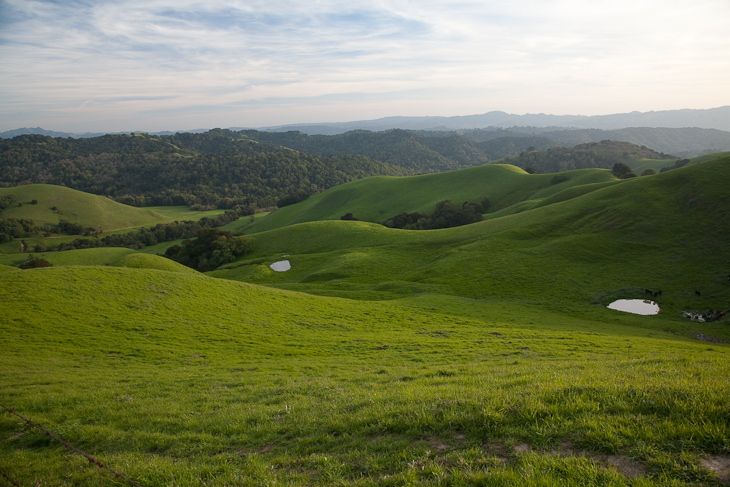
[{"xmin": 1, "ymin": 156, "xmax": 729, "ymax": 485}]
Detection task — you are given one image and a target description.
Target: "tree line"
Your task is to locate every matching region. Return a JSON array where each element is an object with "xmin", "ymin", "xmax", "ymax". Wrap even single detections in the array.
[
  {"xmin": 11, "ymin": 209, "xmax": 244, "ymax": 253},
  {"xmin": 379, "ymin": 198, "xmax": 491, "ymax": 230}
]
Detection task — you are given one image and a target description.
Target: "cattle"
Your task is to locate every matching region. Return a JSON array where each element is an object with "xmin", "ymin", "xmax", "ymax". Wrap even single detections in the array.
[
  {"xmin": 653, "ymin": 290, "xmax": 662, "ymax": 297},
  {"xmin": 695, "ymin": 290, "xmax": 701, "ymax": 297}
]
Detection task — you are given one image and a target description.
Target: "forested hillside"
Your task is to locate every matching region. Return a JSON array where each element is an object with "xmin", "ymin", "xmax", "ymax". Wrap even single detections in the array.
[
  {"xmin": 0, "ymin": 130, "xmax": 409, "ymax": 209},
  {"xmin": 0, "ymin": 129, "xmax": 679, "ymax": 211},
  {"xmin": 242, "ymin": 129, "xmax": 671, "ymax": 172},
  {"xmin": 243, "ymin": 129, "xmax": 491, "ymax": 172},
  {"xmin": 500, "ymin": 140, "xmax": 673, "ymax": 173}
]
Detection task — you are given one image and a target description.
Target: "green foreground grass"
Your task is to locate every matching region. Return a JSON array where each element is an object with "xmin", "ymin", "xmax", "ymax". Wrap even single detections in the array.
[{"xmin": 1, "ymin": 266, "xmax": 729, "ymax": 486}]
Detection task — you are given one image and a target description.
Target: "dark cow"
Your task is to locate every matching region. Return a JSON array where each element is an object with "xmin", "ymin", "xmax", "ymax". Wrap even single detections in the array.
[
  {"xmin": 695, "ymin": 290, "xmax": 701, "ymax": 297},
  {"xmin": 653, "ymin": 290, "xmax": 662, "ymax": 297}
]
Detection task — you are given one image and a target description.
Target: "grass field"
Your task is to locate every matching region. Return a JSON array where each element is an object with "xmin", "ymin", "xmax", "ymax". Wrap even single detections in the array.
[
  {"xmin": 1, "ymin": 157, "xmax": 729, "ymax": 485},
  {"xmin": 0, "ymin": 185, "xmax": 170, "ymax": 231},
  {"xmin": 1, "ymin": 266, "xmax": 729, "ymax": 485}
]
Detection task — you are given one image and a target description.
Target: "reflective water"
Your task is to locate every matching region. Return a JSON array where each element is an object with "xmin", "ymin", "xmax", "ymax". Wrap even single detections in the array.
[
  {"xmin": 607, "ymin": 299, "xmax": 660, "ymax": 315},
  {"xmin": 270, "ymin": 260, "xmax": 291, "ymax": 272}
]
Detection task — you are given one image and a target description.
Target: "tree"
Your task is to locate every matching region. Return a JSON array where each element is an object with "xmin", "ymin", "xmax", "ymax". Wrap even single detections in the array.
[
  {"xmin": 612, "ymin": 163, "xmax": 636, "ymax": 179},
  {"xmin": 19, "ymin": 254, "xmax": 53, "ymax": 269}
]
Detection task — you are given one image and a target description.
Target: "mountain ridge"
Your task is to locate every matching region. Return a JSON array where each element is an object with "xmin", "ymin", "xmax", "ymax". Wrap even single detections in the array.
[{"xmin": 3, "ymin": 106, "xmax": 729, "ymax": 139}]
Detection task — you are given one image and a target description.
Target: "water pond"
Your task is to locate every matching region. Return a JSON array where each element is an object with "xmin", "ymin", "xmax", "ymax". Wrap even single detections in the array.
[
  {"xmin": 607, "ymin": 299, "xmax": 660, "ymax": 316},
  {"xmin": 270, "ymin": 260, "xmax": 291, "ymax": 272}
]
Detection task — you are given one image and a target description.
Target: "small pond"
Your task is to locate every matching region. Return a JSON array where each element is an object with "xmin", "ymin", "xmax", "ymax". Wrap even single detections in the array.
[
  {"xmin": 270, "ymin": 260, "xmax": 291, "ymax": 272},
  {"xmin": 607, "ymin": 299, "xmax": 660, "ymax": 315}
]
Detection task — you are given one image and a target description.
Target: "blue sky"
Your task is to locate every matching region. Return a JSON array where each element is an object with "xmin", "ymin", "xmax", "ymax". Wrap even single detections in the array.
[{"xmin": 1, "ymin": 0, "xmax": 729, "ymax": 133}]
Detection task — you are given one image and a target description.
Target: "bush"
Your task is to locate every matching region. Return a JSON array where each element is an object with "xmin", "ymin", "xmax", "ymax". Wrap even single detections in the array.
[{"xmin": 19, "ymin": 254, "xmax": 53, "ymax": 269}]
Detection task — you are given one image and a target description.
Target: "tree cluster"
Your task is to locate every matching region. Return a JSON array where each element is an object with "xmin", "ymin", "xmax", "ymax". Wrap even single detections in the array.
[
  {"xmin": 9, "ymin": 209, "xmax": 243, "ymax": 254},
  {"xmin": 164, "ymin": 228, "xmax": 255, "ymax": 272},
  {"xmin": 0, "ymin": 218, "xmax": 100, "ymax": 243},
  {"xmin": 0, "ymin": 131, "xmax": 408, "ymax": 210},
  {"xmin": 611, "ymin": 163, "xmax": 637, "ymax": 179},
  {"xmin": 277, "ymin": 190, "xmax": 310, "ymax": 208},
  {"xmin": 0, "ymin": 195, "xmax": 17, "ymax": 210},
  {"xmin": 383, "ymin": 198, "xmax": 490, "ymax": 230},
  {"xmin": 503, "ymin": 140, "xmax": 671, "ymax": 174},
  {"xmin": 660, "ymin": 159, "xmax": 692, "ymax": 173},
  {"xmin": 18, "ymin": 254, "xmax": 53, "ymax": 269}
]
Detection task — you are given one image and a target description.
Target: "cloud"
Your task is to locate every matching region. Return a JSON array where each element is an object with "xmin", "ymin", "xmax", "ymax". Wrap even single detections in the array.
[{"xmin": 1, "ymin": 0, "xmax": 729, "ymax": 131}]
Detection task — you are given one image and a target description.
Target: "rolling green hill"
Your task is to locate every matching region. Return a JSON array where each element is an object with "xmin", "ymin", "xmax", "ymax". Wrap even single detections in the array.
[
  {"xmin": 215, "ymin": 156, "xmax": 730, "ymax": 316},
  {"xmin": 237, "ymin": 164, "xmax": 619, "ymax": 234},
  {"xmin": 0, "ymin": 184, "xmax": 169, "ymax": 231}
]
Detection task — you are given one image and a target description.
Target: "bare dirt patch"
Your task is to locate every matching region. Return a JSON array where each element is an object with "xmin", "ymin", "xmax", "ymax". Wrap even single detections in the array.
[
  {"xmin": 694, "ymin": 333, "xmax": 727, "ymax": 343},
  {"xmin": 702, "ymin": 456, "xmax": 730, "ymax": 484},
  {"xmin": 597, "ymin": 454, "xmax": 646, "ymax": 479},
  {"xmin": 513, "ymin": 443, "xmax": 530, "ymax": 453},
  {"xmin": 546, "ymin": 441, "xmax": 645, "ymax": 478}
]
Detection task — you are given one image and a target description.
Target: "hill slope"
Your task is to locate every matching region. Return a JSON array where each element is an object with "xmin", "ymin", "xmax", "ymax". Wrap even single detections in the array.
[
  {"xmin": 217, "ymin": 156, "xmax": 730, "ymax": 315},
  {"xmin": 0, "ymin": 184, "xmax": 169, "ymax": 230},
  {"xmin": 2, "ymin": 264, "xmax": 730, "ymax": 485},
  {"xmin": 238, "ymin": 164, "xmax": 619, "ymax": 234}
]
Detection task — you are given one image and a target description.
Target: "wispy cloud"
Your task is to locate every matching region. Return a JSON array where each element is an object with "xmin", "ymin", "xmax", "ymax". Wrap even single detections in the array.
[{"xmin": 1, "ymin": 0, "xmax": 729, "ymax": 131}]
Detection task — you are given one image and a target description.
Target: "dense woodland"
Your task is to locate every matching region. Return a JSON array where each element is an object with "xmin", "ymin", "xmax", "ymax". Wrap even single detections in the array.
[
  {"xmin": 1, "ymin": 129, "xmax": 678, "ymax": 212},
  {"xmin": 0, "ymin": 130, "xmax": 409, "ymax": 209},
  {"xmin": 501, "ymin": 140, "xmax": 672, "ymax": 173}
]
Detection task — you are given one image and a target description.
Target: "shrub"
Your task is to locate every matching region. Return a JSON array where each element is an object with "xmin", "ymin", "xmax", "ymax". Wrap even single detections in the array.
[{"xmin": 19, "ymin": 254, "xmax": 53, "ymax": 269}]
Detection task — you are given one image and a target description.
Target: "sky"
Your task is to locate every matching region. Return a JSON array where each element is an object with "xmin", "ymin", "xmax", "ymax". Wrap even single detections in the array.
[{"xmin": 1, "ymin": 0, "xmax": 729, "ymax": 133}]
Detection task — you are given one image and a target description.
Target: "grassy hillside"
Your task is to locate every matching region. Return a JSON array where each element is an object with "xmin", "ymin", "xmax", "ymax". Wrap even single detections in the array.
[
  {"xmin": 216, "ymin": 156, "xmax": 730, "ymax": 317},
  {"xmin": 240, "ymin": 164, "xmax": 618, "ymax": 234},
  {"xmin": 0, "ymin": 184, "xmax": 169, "ymax": 231},
  {"xmin": 1, "ymin": 155, "xmax": 729, "ymax": 485},
  {"xmin": 1, "ymin": 266, "xmax": 729, "ymax": 485}
]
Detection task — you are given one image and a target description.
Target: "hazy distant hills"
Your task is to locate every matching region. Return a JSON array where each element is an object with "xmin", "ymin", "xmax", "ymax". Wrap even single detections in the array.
[
  {"xmin": 259, "ymin": 106, "xmax": 730, "ymax": 134},
  {"xmin": 3, "ymin": 106, "xmax": 730, "ymax": 160},
  {"xmin": 3, "ymin": 106, "xmax": 730, "ymax": 140}
]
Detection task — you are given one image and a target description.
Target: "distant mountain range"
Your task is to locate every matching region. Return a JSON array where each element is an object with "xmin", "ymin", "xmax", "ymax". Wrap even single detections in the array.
[
  {"xmin": 257, "ymin": 106, "xmax": 730, "ymax": 134},
  {"xmin": 2, "ymin": 106, "xmax": 730, "ymax": 140}
]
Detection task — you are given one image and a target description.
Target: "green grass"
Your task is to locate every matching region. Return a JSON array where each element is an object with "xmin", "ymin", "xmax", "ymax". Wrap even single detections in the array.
[
  {"xmin": 144, "ymin": 206, "xmax": 227, "ymax": 220},
  {"xmin": 1, "ymin": 157, "xmax": 730, "ymax": 485},
  {"xmin": 0, "ymin": 184, "xmax": 170, "ymax": 231},
  {"xmin": 627, "ymin": 158, "xmax": 675, "ymax": 174},
  {"xmin": 245, "ymin": 165, "xmax": 618, "ymax": 233},
  {"xmin": 1, "ymin": 266, "xmax": 729, "ymax": 485},
  {"xmin": 214, "ymin": 157, "xmax": 730, "ymax": 320}
]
